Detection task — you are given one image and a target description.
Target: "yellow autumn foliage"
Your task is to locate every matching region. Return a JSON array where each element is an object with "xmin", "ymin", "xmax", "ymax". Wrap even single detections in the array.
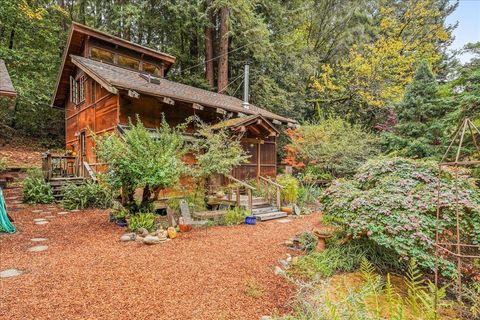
[{"xmin": 314, "ymin": 0, "xmax": 451, "ymax": 109}]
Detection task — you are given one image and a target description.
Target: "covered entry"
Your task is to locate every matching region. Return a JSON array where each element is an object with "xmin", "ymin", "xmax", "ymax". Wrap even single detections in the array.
[{"xmin": 211, "ymin": 115, "xmax": 279, "ymax": 181}]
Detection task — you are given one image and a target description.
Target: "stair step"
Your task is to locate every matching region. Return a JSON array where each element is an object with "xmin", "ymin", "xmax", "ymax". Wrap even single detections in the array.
[
  {"xmin": 252, "ymin": 206, "xmax": 278, "ymax": 214},
  {"xmin": 254, "ymin": 211, "xmax": 288, "ymax": 221}
]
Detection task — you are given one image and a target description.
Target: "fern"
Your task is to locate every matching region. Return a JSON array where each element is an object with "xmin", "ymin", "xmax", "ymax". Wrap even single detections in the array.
[{"xmin": 405, "ymin": 259, "xmax": 425, "ymax": 316}]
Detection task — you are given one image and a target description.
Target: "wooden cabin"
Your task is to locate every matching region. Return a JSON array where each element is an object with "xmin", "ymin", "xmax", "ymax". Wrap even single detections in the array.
[{"xmin": 51, "ymin": 23, "xmax": 296, "ymax": 186}]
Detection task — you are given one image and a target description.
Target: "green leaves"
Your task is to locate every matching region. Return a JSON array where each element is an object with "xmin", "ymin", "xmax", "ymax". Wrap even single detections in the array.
[
  {"xmin": 61, "ymin": 181, "xmax": 112, "ymax": 210},
  {"xmin": 22, "ymin": 169, "xmax": 54, "ymax": 204}
]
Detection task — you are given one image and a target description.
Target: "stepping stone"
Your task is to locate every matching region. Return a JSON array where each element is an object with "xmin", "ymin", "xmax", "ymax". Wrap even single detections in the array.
[
  {"xmin": 32, "ymin": 210, "xmax": 43, "ymax": 213},
  {"xmin": 57, "ymin": 212, "xmax": 68, "ymax": 215},
  {"xmin": 277, "ymin": 219, "xmax": 292, "ymax": 223},
  {"xmin": 27, "ymin": 245, "xmax": 48, "ymax": 252},
  {"xmin": 33, "ymin": 218, "xmax": 47, "ymax": 222},
  {"xmin": 44, "ymin": 216, "xmax": 55, "ymax": 219},
  {"xmin": 0, "ymin": 269, "xmax": 23, "ymax": 278},
  {"xmin": 34, "ymin": 221, "xmax": 49, "ymax": 225},
  {"xmin": 31, "ymin": 238, "xmax": 48, "ymax": 242},
  {"xmin": 70, "ymin": 209, "xmax": 80, "ymax": 212},
  {"xmin": 42, "ymin": 211, "xmax": 52, "ymax": 215}
]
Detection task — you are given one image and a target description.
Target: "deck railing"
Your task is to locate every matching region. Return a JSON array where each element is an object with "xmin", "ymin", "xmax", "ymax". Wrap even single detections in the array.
[
  {"xmin": 224, "ymin": 174, "xmax": 256, "ymax": 212},
  {"xmin": 41, "ymin": 153, "xmax": 78, "ymax": 180},
  {"xmin": 259, "ymin": 175, "xmax": 283, "ymax": 209},
  {"xmin": 41, "ymin": 153, "xmax": 97, "ymax": 181}
]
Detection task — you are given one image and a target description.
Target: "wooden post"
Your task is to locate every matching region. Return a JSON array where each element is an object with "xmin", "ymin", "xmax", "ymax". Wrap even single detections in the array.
[
  {"xmin": 276, "ymin": 187, "xmax": 281, "ymax": 209},
  {"xmin": 247, "ymin": 188, "xmax": 253, "ymax": 213},
  {"xmin": 46, "ymin": 153, "xmax": 52, "ymax": 181},
  {"xmin": 236, "ymin": 186, "xmax": 240, "ymax": 207}
]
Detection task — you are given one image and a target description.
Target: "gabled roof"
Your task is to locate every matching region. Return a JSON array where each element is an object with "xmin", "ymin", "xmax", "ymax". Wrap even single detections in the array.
[
  {"xmin": 0, "ymin": 59, "xmax": 16, "ymax": 97},
  {"xmin": 52, "ymin": 22, "xmax": 176, "ymax": 108},
  {"xmin": 69, "ymin": 55, "xmax": 296, "ymax": 124},
  {"xmin": 210, "ymin": 114, "xmax": 280, "ymax": 136}
]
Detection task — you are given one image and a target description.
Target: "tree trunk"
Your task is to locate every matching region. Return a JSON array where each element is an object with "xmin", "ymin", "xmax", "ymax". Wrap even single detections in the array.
[
  {"xmin": 217, "ymin": 6, "xmax": 229, "ymax": 94},
  {"xmin": 78, "ymin": 0, "xmax": 86, "ymax": 25},
  {"xmin": 141, "ymin": 185, "xmax": 151, "ymax": 207},
  {"xmin": 204, "ymin": 0, "xmax": 215, "ymax": 88}
]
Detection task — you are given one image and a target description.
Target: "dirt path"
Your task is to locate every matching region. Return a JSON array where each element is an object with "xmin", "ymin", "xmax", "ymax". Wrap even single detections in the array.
[{"xmin": 0, "ymin": 188, "xmax": 320, "ymax": 320}]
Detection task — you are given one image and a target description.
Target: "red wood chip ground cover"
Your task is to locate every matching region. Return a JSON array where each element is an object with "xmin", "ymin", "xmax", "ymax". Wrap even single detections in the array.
[{"xmin": 0, "ymin": 190, "xmax": 320, "ymax": 320}]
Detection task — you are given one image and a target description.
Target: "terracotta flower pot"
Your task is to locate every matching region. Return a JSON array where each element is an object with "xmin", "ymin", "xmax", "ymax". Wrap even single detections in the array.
[
  {"xmin": 179, "ymin": 224, "xmax": 192, "ymax": 232},
  {"xmin": 281, "ymin": 207, "xmax": 293, "ymax": 214}
]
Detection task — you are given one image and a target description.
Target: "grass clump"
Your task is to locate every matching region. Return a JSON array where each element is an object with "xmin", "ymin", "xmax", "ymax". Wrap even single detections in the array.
[
  {"xmin": 62, "ymin": 181, "xmax": 112, "ymax": 210},
  {"xmin": 23, "ymin": 169, "xmax": 54, "ymax": 204},
  {"xmin": 292, "ymin": 238, "xmax": 405, "ymax": 279}
]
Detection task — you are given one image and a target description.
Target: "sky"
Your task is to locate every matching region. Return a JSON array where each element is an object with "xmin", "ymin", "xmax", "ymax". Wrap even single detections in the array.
[{"xmin": 446, "ymin": 0, "xmax": 480, "ymax": 63}]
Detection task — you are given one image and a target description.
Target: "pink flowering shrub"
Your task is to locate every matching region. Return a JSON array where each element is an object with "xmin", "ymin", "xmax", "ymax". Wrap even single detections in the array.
[{"xmin": 321, "ymin": 157, "xmax": 480, "ymax": 278}]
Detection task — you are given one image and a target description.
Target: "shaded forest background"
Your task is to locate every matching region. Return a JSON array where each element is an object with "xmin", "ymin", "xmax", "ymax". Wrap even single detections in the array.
[{"xmin": 0, "ymin": 0, "xmax": 478, "ymax": 156}]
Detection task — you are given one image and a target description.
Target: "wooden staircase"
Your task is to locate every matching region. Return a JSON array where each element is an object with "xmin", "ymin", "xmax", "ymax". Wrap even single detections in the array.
[
  {"xmin": 237, "ymin": 194, "xmax": 287, "ymax": 221},
  {"xmin": 49, "ymin": 177, "xmax": 86, "ymax": 200}
]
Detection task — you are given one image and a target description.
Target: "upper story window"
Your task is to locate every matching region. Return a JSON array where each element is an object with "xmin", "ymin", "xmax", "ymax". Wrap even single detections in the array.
[
  {"xmin": 143, "ymin": 62, "xmax": 160, "ymax": 76},
  {"xmin": 91, "ymin": 47, "xmax": 114, "ymax": 63},
  {"xmin": 70, "ymin": 74, "xmax": 86, "ymax": 105},
  {"xmin": 118, "ymin": 54, "xmax": 139, "ymax": 70}
]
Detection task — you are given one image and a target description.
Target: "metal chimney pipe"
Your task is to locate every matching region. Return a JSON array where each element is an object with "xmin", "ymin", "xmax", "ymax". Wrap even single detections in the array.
[{"xmin": 242, "ymin": 62, "xmax": 250, "ymax": 109}]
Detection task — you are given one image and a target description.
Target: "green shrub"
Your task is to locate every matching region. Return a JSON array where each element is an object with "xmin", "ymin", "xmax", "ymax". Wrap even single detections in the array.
[
  {"xmin": 297, "ymin": 183, "xmax": 322, "ymax": 207},
  {"xmin": 277, "ymin": 174, "xmax": 299, "ymax": 205},
  {"xmin": 166, "ymin": 191, "xmax": 206, "ymax": 213},
  {"xmin": 62, "ymin": 181, "xmax": 112, "ymax": 210},
  {"xmin": 128, "ymin": 213, "xmax": 156, "ymax": 232},
  {"xmin": 222, "ymin": 207, "xmax": 248, "ymax": 225},
  {"xmin": 23, "ymin": 169, "xmax": 54, "ymax": 204},
  {"xmin": 284, "ymin": 116, "xmax": 379, "ymax": 178},
  {"xmin": 298, "ymin": 232, "xmax": 318, "ymax": 253},
  {"xmin": 292, "ymin": 238, "xmax": 404, "ymax": 279},
  {"xmin": 321, "ymin": 156, "xmax": 480, "ymax": 277}
]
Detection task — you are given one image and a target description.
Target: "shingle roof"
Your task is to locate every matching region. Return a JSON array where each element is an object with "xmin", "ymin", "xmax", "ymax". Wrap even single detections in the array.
[
  {"xmin": 71, "ymin": 55, "xmax": 296, "ymax": 124},
  {"xmin": 0, "ymin": 59, "xmax": 16, "ymax": 97}
]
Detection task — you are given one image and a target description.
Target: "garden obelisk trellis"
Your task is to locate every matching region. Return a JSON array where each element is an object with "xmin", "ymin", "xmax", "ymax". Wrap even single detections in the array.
[{"xmin": 434, "ymin": 117, "xmax": 480, "ymax": 318}]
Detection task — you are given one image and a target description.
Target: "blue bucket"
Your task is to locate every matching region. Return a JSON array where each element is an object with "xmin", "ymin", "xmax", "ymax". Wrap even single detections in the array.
[{"xmin": 245, "ymin": 216, "xmax": 257, "ymax": 225}]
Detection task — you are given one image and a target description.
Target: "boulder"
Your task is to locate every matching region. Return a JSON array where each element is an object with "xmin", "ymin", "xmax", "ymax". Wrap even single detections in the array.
[
  {"xmin": 143, "ymin": 235, "xmax": 160, "ymax": 245},
  {"xmin": 137, "ymin": 228, "xmax": 149, "ymax": 237},
  {"xmin": 120, "ymin": 233, "xmax": 136, "ymax": 242}
]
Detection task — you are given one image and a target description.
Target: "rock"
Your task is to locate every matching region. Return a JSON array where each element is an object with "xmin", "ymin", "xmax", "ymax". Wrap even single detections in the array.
[
  {"xmin": 33, "ymin": 218, "xmax": 47, "ymax": 222},
  {"xmin": 137, "ymin": 228, "xmax": 149, "ymax": 237},
  {"xmin": 27, "ymin": 245, "xmax": 48, "ymax": 252},
  {"xmin": 143, "ymin": 235, "xmax": 160, "ymax": 245},
  {"xmin": 279, "ymin": 259, "xmax": 289, "ymax": 268},
  {"xmin": 286, "ymin": 255, "xmax": 292, "ymax": 263},
  {"xmin": 291, "ymin": 257, "xmax": 299, "ymax": 265},
  {"xmin": 31, "ymin": 238, "xmax": 48, "ymax": 242},
  {"xmin": 284, "ymin": 240, "xmax": 294, "ymax": 246},
  {"xmin": 70, "ymin": 209, "xmax": 80, "ymax": 212},
  {"xmin": 45, "ymin": 216, "xmax": 55, "ymax": 219},
  {"xmin": 57, "ymin": 211, "xmax": 68, "ymax": 215},
  {"xmin": 0, "ymin": 269, "xmax": 23, "ymax": 278},
  {"xmin": 32, "ymin": 210, "xmax": 43, "ymax": 213},
  {"xmin": 120, "ymin": 233, "xmax": 136, "ymax": 241},
  {"xmin": 34, "ymin": 221, "xmax": 49, "ymax": 225},
  {"xmin": 274, "ymin": 266, "xmax": 285, "ymax": 276}
]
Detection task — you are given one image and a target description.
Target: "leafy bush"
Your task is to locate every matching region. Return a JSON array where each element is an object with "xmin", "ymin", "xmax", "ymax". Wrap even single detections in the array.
[
  {"xmin": 166, "ymin": 191, "xmax": 206, "ymax": 213},
  {"xmin": 222, "ymin": 207, "xmax": 248, "ymax": 225},
  {"xmin": 292, "ymin": 238, "xmax": 405, "ymax": 279},
  {"xmin": 62, "ymin": 181, "xmax": 112, "ymax": 210},
  {"xmin": 23, "ymin": 169, "xmax": 54, "ymax": 204},
  {"xmin": 298, "ymin": 232, "xmax": 318, "ymax": 253},
  {"xmin": 284, "ymin": 116, "xmax": 379, "ymax": 178},
  {"xmin": 321, "ymin": 157, "xmax": 480, "ymax": 277},
  {"xmin": 297, "ymin": 183, "xmax": 322, "ymax": 207},
  {"xmin": 95, "ymin": 116, "xmax": 187, "ymax": 209},
  {"xmin": 128, "ymin": 213, "xmax": 156, "ymax": 232},
  {"xmin": 277, "ymin": 174, "xmax": 299, "ymax": 204}
]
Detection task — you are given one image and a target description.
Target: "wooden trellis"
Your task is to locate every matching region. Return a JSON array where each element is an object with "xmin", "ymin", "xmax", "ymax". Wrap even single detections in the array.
[{"xmin": 434, "ymin": 118, "xmax": 480, "ymax": 318}]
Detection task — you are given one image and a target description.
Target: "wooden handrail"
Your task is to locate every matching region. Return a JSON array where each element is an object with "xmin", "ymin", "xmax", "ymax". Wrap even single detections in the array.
[
  {"xmin": 225, "ymin": 175, "xmax": 256, "ymax": 190},
  {"xmin": 259, "ymin": 175, "xmax": 284, "ymax": 209},
  {"xmin": 83, "ymin": 162, "xmax": 97, "ymax": 181},
  {"xmin": 259, "ymin": 176, "xmax": 284, "ymax": 189}
]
